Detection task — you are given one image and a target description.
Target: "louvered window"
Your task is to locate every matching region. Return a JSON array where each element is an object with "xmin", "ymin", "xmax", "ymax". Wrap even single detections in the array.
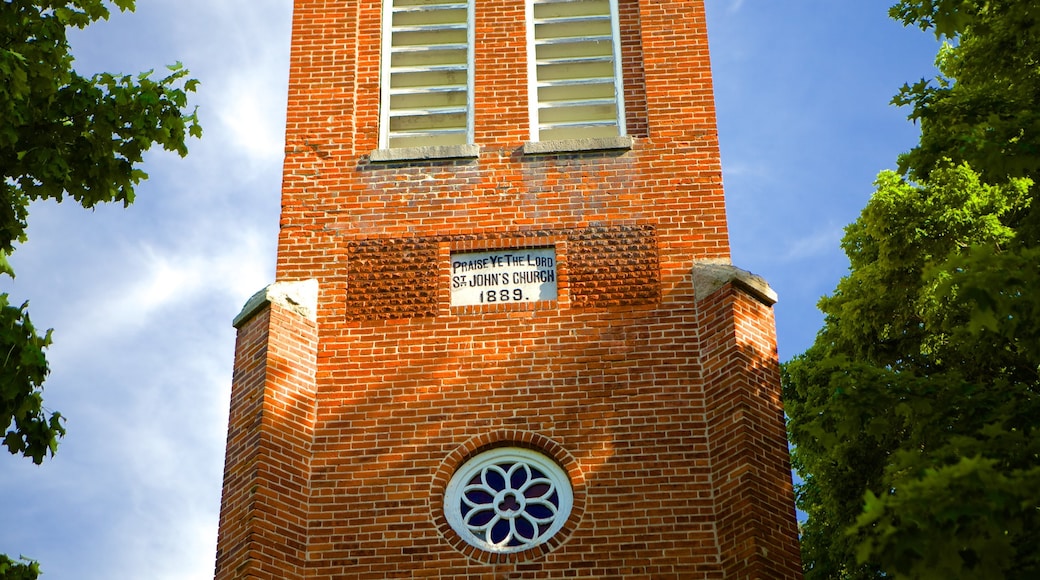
[
  {"xmin": 528, "ymin": 0, "xmax": 625, "ymax": 142},
  {"xmin": 380, "ymin": 0, "xmax": 474, "ymax": 149}
]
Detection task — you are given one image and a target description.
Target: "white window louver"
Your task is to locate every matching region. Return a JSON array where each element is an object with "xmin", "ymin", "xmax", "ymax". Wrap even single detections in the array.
[
  {"xmin": 529, "ymin": 0, "xmax": 625, "ymax": 142},
  {"xmin": 381, "ymin": 0, "xmax": 474, "ymax": 149}
]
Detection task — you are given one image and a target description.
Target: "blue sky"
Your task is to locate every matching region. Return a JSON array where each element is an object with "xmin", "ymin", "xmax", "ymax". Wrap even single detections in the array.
[{"xmin": 0, "ymin": 1, "xmax": 941, "ymax": 578}]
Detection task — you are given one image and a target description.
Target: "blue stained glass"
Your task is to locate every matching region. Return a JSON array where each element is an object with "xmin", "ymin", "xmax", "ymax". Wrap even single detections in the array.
[
  {"xmin": 499, "ymin": 493, "xmax": 521, "ymax": 512},
  {"xmin": 491, "ymin": 518, "xmax": 511, "ymax": 544},
  {"xmin": 484, "ymin": 468, "xmax": 506, "ymax": 491},
  {"xmin": 446, "ymin": 448, "xmax": 572, "ymax": 554},
  {"xmin": 514, "ymin": 516, "xmax": 536, "ymax": 540},
  {"xmin": 465, "ymin": 489, "xmax": 494, "ymax": 505},
  {"xmin": 525, "ymin": 483, "xmax": 551, "ymax": 498},
  {"xmin": 526, "ymin": 503, "xmax": 553, "ymax": 519},
  {"xmin": 468, "ymin": 508, "xmax": 494, "ymax": 527},
  {"xmin": 510, "ymin": 465, "xmax": 528, "ymax": 488}
]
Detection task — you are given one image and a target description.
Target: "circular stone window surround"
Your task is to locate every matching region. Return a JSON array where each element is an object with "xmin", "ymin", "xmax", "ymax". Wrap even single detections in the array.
[
  {"xmin": 445, "ymin": 447, "xmax": 572, "ymax": 554},
  {"xmin": 431, "ymin": 431, "xmax": 585, "ymax": 564}
]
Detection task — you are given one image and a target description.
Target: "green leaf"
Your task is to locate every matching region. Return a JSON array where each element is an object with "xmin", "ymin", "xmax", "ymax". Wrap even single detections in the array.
[{"xmin": 0, "ymin": 252, "xmax": 14, "ymax": 278}]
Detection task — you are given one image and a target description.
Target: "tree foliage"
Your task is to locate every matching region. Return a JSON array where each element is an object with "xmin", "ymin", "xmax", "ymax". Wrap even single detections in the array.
[
  {"xmin": 1, "ymin": 0, "xmax": 199, "ymax": 467},
  {"xmin": 0, "ymin": 555, "xmax": 40, "ymax": 580},
  {"xmin": 786, "ymin": 1, "xmax": 1040, "ymax": 578},
  {"xmin": 892, "ymin": 1, "xmax": 1040, "ymax": 186}
]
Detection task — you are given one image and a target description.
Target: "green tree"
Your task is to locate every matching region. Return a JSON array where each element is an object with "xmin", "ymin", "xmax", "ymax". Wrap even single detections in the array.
[
  {"xmin": 786, "ymin": 1, "xmax": 1040, "ymax": 578},
  {"xmin": 2, "ymin": 1, "xmax": 199, "ymax": 575},
  {"xmin": 891, "ymin": 1, "xmax": 1040, "ymax": 185},
  {"xmin": 0, "ymin": 555, "xmax": 41, "ymax": 580}
]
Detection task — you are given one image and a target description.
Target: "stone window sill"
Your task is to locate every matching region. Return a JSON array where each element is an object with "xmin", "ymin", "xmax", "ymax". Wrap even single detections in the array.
[
  {"xmin": 370, "ymin": 144, "xmax": 480, "ymax": 162},
  {"xmin": 522, "ymin": 136, "xmax": 633, "ymax": 155}
]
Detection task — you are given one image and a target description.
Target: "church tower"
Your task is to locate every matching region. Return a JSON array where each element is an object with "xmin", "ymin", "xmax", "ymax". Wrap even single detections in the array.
[{"xmin": 215, "ymin": 0, "xmax": 802, "ymax": 578}]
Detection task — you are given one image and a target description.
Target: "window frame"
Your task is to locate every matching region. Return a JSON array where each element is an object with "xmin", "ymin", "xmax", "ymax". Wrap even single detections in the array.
[
  {"xmin": 378, "ymin": 0, "xmax": 476, "ymax": 152},
  {"xmin": 443, "ymin": 446, "xmax": 574, "ymax": 554},
  {"xmin": 525, "ymin": 0, "xmax": 627, "ymax": 144}
]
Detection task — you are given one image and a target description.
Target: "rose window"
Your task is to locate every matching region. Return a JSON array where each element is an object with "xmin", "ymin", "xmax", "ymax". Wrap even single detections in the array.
[{"xmin": 444, "ymin": 447, "xmax": 573, "ymax": 553}]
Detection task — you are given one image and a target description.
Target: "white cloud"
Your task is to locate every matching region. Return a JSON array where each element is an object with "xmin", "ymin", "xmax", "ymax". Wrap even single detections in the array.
[
  {"xmin": 216, "ymin": 76, "xmax": 289, "ymax": 164},
  {"xmin": 782, "ymin": 224, "xmax": 846, "ymax": 263},
  {"xmin": 55, "ymin": 230, "xmax": 272, "ymax": 359}
]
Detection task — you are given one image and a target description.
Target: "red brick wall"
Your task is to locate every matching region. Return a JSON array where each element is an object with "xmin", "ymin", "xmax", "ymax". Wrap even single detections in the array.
[
  {"xmin": 699, "ymin": 282, "xmax": 803, "ymax": 579},
  {"xmin": 216, "ymin": 299, "xmax": 318, "ymax": 580},
  {"xmin": 275, "ymin": 0, "xmax": 728, "ymax": 281},
  {"xmin": 216, "ymin": 0, "xmax": 802, "ymax": 577}
]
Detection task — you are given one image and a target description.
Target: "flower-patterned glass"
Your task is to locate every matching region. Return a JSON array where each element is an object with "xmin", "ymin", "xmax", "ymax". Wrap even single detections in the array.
[{"xmin": 445, "ymin": 448, "xmax": 573, "ymax": 554}]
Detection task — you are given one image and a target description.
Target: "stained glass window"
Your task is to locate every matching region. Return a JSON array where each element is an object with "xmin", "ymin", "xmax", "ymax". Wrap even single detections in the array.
[{"xmin": 444, "ymin": 447, "xmax": 573, "ymax": 553}]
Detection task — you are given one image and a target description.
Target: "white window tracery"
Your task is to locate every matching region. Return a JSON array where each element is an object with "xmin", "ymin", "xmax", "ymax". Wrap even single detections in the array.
[{"xmin": 444, "ymin": 447, "xmax": 573, "ymax": 553}]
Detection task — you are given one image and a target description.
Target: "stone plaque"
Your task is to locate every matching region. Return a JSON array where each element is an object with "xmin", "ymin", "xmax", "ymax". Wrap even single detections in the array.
[{"xmin": 450, "ymin": 247, "xmax": 557, "ymax": 306}]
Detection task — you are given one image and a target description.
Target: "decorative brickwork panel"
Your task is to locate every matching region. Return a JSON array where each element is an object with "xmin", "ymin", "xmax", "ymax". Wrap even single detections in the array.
[
  {"xmin": 345, "ymin": 237, "xmax": 440, "ymax": 320},
  {"xmin": 343, "ymin": 225, "xmax": 659, "ymax": 320},
  {"xmin": 568, "ymin": 224, "xmax": 659, "ymax": 308}
]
